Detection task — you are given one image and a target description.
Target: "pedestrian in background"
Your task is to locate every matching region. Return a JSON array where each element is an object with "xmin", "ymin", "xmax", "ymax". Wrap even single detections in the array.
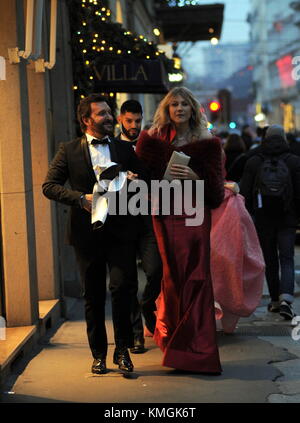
[
  {"xmin": 116, "ymin": 100, "xmax": 162, "ymax": 352},
  {"xmin": 240, "ymin": 124, "xmax": 300, "ymax": 319},
  {"xmin": 241, "ymin": 124, "xmax": 255, "ymax": 150},
  {"xmin": 223, "ymin": 133, "xmax": 247, "ymax": 182}
]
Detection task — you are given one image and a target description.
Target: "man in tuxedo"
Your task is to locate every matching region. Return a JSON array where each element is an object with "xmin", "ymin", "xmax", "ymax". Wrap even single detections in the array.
[
  {"xmin": 43, "ymin": 94, "xmax": 144, "ymax": 374},
  {"xmin": 116, "ymin": 100, "xmax": 162, "ymax": 352}
]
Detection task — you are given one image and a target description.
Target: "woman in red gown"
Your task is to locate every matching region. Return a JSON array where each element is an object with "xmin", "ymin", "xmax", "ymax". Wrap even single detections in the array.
[{"xmin": 136, "ymin": 87, "xmax": 224, "ymax": 373}]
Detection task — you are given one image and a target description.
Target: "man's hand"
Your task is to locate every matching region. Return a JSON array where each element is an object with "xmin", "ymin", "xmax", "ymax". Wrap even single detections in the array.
[
  {"xmin": 127, "ymin": 171, "xmax": 138, "ymax": 181},
  {"xmin": 82, "ymin": 194, "xmax": 93, "ymax": 213}
]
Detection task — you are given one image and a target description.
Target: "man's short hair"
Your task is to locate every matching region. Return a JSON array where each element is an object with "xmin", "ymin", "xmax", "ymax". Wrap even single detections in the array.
[
  {"xmin": 77, "ymin": 93, "xmax": 110, "ymax": 133},
  {"xmin": 120, "ymin": 100, "xmax": 143, "ymax": 115}
]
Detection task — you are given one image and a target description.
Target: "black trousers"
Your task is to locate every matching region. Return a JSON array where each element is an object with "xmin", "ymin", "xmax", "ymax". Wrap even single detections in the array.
[
  {"xmin": 74, "ymin": 230, "xmax": 137, "ymax": 359},
  {"xmin": 255, "ymin": 220, "xmax": 296, "ymax": 303},
  {"xmin": 131, "ymin": 221, "xmax": 162, "ymax": 340}
]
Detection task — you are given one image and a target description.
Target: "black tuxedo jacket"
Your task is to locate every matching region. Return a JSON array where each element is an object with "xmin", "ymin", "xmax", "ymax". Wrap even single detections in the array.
[{"xmin": 42, "ymin": 135, "xmax": 145, "ymax": 248}]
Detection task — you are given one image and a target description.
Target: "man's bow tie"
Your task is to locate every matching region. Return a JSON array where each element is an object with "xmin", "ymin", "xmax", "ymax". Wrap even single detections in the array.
[{"xmin": 91, "ymin": 137, "xmax": 109, "ymax": 145}]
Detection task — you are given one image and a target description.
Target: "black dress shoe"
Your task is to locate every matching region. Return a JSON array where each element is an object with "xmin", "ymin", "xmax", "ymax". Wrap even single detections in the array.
[
  {"xmin": 113, "ymin": 348, "xmax": 134, "ymax": 372},
  {"xmin": 130, "ymin": 339, "xmax": 146, "ymax": 354},
  {"xmin": 91, "ymin": 358, "xmax": 107, "ymax": 374}
]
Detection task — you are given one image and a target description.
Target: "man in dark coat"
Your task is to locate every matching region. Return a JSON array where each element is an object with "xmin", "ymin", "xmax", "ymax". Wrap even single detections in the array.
[
  {"xmin": 43, "ymin": 94, "xmax": 145, "ymax": 374},
  {"xmin": 240, "ymin": 125, "xmax": 300, "ymax": 320},
  {"xmin": 116, "ymin": 100, "xmax": 162, "ymax": 351}
]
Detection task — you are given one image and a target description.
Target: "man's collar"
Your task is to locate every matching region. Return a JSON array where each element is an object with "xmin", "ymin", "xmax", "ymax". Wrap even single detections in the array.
[
  {"xmin": 119, "ymin": 132, "xmax": 138, "ymax": 144},
  {"xmin": 85, "ymin": 133, "xmax": 111, "ymax": 145}
]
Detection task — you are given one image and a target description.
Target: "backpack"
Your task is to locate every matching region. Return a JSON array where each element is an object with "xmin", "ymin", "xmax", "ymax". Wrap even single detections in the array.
[{"xmin": 253, "ymin": 153, "xmax": 293, "ymax": 215}]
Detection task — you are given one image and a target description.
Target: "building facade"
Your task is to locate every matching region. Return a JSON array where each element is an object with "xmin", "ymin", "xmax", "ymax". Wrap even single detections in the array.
[{"xmin": 249, "ymin": 0, "xmax": 300, "ymax": 130}]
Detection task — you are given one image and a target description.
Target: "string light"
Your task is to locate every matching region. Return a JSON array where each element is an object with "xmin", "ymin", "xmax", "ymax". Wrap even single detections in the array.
[{"xmin": 71, "ymin": 0, "xmax": 181, "ymax": 100}]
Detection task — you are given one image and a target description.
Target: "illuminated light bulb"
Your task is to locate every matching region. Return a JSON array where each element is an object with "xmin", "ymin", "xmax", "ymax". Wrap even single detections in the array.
[
  {"xmin": 83, "ymin": 49, "xmax": 87, "ymax": 53},
  {"xmin": 77, "ymin": 31, "xmax": 81, "ymax": 35},
  {"xmin": 168, "ymin": 73, "xmax": 184, "ymax": 82},
  {"xmin": 101, "ymin": 7, "xmax": 106, "ymax": 11},
  {"xmin": 128, "ymin": 50, "xmax": 132, "ymax": 54},
  {"xmin": 73, "ymin": 85, "xmax": 78, "ymax": 90},
  {"xmin": 155, "ymin": 52, "xmax": 159, "ymax": 56},
  {"xmin": 85, "ymin": 60, "xmax": 90, "ymax": 65},
  {"xmin": 102, "ymin": 40, "xmax": 106, "ymax": 44},
  {"xmin": 101, "ymin": 46, "xmax": 105, "ymax": 51},
  {"xmin": 109, "ymin": 47, "xmax": 113, "ymax": 51},
  {"xmin": 209, "ymin": 27, "xmax": 214, "ymax": 33},
  {"xmin": 92, "ymin": 46, "xmax": 96, "ymax": 50},
  {"xmin": 139, "ymin": 35, "xmax": 144, "ymax": 39},
  {"xmin": 90, "ymin": 76, "xmax": 94, "ymax": 80},
  {"xmin": 101, "ymin": 17, "xmax": 106, "ymax": 21},
  {"xmin": 97, "ymin": 48, "xmax": 100, "ymax": 51},
  {"xmin": 95, "ymin": 34, "xmax": 99, "ymax": 37},
  {"xmin": 81, "ymin": 95, "xmax": 85, "ymax": 99},
  {"xmin": 117, "ymin": 50, "xmax": 122, "ymax": 54},
  {"xmin": 93, "ymin": 39, "xmax": 97, "ymax": 43},
  {"xmin": 153, "ymin": 28, "xmax": 160, "ymax": 36},
  {"xmin": 79, "ymin": 39, "xmax": 83, "ymax": 43},
  {"xmin": 146, "ymin": 56, "xmax": 150, "ymax": 59},
  {"xmin": 82, "ymin": 22, "xmax": 87, "ymax": 26},
  {"xmin": 109, "ymin": 93, "xmax": 114, "ymax": 97},
  {"xmin": 210, "ymin": 37, "xmax": 219, "ymax": 45}
]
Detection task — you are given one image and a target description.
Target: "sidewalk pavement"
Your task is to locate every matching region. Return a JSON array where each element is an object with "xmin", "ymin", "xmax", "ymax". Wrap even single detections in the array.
[{"xmin": 1, "ymin": 250, "xmax": 300, "ymax": 404}]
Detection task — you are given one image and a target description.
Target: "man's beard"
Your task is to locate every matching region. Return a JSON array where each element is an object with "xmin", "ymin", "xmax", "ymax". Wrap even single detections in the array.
[
  {"xmin": 121, "ymin": 124, "xmax": 140, "ymax": 141},
  {"xmin": 91, "ymin": 118, "xmax": 114, "ymax": 137}
]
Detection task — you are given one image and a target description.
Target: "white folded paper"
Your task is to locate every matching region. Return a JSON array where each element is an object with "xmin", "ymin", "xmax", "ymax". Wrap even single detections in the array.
[
  {"xmin": 163, "ymin": 151, "xmax": 191, "ymax": 181},
  {"xmin": 91, "ymin": 162, "xmax": 127, "ymax": 228}
]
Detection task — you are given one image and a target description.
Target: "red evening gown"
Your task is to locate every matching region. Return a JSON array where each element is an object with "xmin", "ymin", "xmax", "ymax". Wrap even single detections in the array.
[{"xmin": 136, "ymin": 126, "xmax": 224, "ymax": 373}]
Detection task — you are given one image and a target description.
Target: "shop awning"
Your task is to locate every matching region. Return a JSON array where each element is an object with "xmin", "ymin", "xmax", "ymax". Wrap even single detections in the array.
[
  {"xmin": 93, "ymin": 58, "xmax": 170, "ymax": 93},
  {"xmin": 155, "ymin": 4, "xmax": 224, "ymax": 42}
]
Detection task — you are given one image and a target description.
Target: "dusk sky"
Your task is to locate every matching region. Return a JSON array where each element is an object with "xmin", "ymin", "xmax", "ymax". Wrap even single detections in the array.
[{"xmin": 179, "ymin": 0, "xmax": 251, "ymax": 76}]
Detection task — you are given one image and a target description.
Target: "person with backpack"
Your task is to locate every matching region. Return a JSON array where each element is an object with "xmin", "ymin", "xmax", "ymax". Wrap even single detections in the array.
[{"xmin": 240, "ymin": 125, "xmax": 300, "ymax": 320}]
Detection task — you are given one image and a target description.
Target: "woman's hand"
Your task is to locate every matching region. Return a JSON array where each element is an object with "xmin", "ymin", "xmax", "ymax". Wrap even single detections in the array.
[
  {"xmin": 224, "ymin": 181, "xmax": 240, "ymax": 194},
  {"xmin": 170, "ymin": 164, "xmax": 199, "ymax": 180}
]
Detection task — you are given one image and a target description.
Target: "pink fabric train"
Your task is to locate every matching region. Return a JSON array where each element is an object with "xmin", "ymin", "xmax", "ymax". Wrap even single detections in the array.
[{"xmin": 210, "ymin": 187, "xmax": 265, "ymax": 333}]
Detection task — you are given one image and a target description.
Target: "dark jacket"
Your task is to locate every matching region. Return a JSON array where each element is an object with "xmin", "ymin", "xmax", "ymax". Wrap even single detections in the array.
[
  {"xmin": 225, "ymin": 150, "xmax": 247, "ymax": 182},
  {"xmin": 240, "ymin": 135, "xmax": 300, "ymax": 226},
  {"xmin": 42, "ymin": 135, "xmax": 145, "ymax": 247}
]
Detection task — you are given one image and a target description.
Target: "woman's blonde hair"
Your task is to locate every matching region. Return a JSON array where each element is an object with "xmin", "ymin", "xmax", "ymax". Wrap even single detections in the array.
[{"xmin": 149, "ymin": 86, "xmax": 210, "ymax": 140}]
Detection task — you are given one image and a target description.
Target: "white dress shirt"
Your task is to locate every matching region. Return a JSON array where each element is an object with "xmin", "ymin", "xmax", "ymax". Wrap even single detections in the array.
[{"xmin": 85, "ymin": 133, "xmax": 112, "ymax": 179}]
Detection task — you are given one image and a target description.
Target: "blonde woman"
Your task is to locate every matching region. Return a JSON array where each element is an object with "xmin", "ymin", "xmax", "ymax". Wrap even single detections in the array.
[{"xmin": 136, "ymin": 87, "xmax": 224, "ymax": 374}]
